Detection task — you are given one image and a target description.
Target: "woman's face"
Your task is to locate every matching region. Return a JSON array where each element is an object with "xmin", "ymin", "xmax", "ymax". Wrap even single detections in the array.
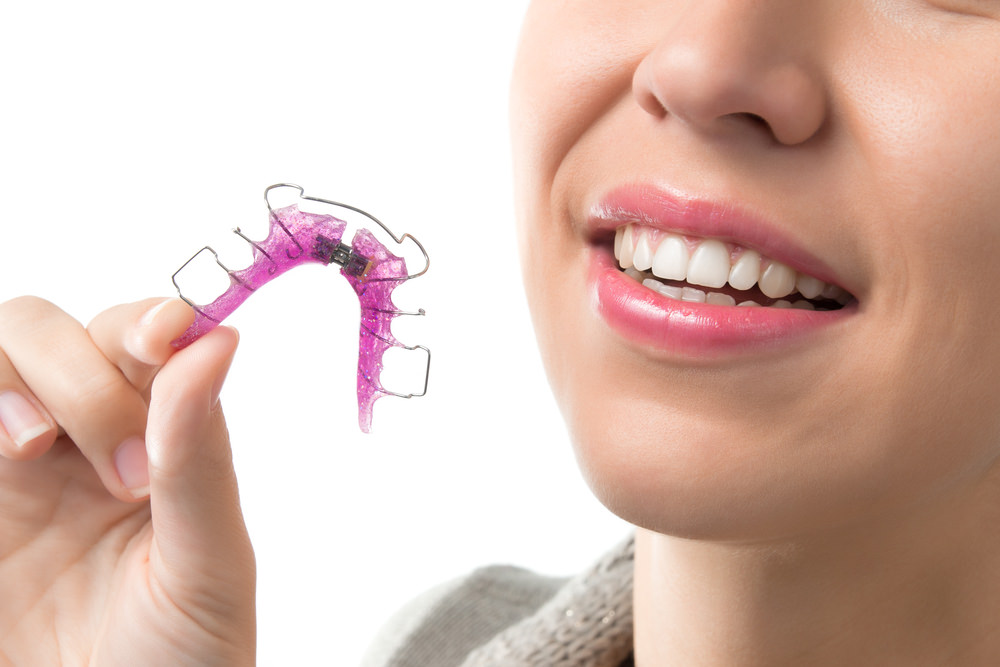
[{"xmin": 511, "ymin": 1, "xmax": 1000, "ymax": 541}]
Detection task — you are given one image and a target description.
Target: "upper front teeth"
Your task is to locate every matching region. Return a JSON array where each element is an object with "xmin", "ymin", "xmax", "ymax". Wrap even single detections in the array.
[
  {"xmin": 633, "ymin": 232, "xmax": 654, "ymax": 271},
  {"xmin": 686, "ymin": 239, "xmax": 729, "ymax": 289},
  {"xmin": 728, "ymin": 250, "xmax": 760, "ymax": 290},
  {"xmin": 652, "ymin": 235, "xmax": 688, "ymax": 281},
  {"xmin": 614, "ymin": 224, "xmax": 846, "ymax": 303}
]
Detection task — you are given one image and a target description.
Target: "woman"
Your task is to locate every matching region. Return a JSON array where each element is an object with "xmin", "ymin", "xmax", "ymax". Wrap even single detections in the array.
[{"xmin": 3, "ymin": 1, "xmax": 1000, "ymax": 664}]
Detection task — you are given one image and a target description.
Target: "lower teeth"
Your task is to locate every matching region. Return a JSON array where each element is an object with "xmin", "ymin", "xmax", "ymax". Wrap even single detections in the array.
[{"xmin": 627, "ymin": 268, "xmax": 839, "ymax": 310}]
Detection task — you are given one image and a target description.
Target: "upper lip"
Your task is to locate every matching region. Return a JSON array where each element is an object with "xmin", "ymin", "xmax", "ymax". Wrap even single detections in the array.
[{"xmin": 586, "ymin": 183, "xmax": 853, "ymax": 295}]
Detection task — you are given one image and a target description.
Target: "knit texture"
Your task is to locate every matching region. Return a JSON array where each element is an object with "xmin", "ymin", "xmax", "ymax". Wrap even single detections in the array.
[
  {"xmin": 363, "ymin": 537, "xmax": 635, "ymax": 667},
  {"xmin": 369, "ymin": 566, "xmax": 568, "ymax": 667},
  {"xmin": 460, "ymin": 537, "xmax": 634, "ymax": 667}
]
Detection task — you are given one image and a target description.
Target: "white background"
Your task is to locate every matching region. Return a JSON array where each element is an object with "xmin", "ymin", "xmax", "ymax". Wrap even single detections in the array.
[{"xmin": 0, "ymin": 2, "xmax": 631, "ymax": 665}]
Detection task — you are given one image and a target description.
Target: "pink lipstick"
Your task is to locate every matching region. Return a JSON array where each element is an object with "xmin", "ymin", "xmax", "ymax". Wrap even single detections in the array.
[{"xmin": 587, "ymin": 184, "xmax": 857, "ymax": 359}]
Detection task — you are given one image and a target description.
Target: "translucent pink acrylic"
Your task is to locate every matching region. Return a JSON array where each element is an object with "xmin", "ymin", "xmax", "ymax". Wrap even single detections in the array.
[{"xmin": 171, "ymin": 204, "xmax": 411, "ymax": 432}]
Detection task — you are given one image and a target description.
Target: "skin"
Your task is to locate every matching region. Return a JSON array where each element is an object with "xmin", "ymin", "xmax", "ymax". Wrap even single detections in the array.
[
  {"xmin": 510, "ymin": 0, "xmax": 1000, "ymax": 664},
  {"xmin": 0, "ymin": 298, "xmax": 254, "ymax": 665}
]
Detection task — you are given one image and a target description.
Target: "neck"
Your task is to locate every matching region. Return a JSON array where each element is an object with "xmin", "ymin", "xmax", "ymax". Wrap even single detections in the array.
[{"xmin": 633, "ymin": 474, "xmax": 1000, "ymax": 666}]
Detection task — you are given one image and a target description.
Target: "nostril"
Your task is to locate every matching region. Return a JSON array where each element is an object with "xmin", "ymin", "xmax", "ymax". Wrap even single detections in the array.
[
  {"xmin": 726, "ymin": 112, "xmax": 770, "ymax": 132},
  {"xmin": 630, "ymin": 27, "xmax": 828, "ymax": 146},
  {"xmin": 633, "ymin": 67, "xmax": 669, "ymax": 118}
]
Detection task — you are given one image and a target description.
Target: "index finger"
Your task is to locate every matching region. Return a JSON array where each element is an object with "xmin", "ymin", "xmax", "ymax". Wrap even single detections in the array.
[{"xmin": 87, "ymin": 298, "xmax": 196, "ymax": 394}]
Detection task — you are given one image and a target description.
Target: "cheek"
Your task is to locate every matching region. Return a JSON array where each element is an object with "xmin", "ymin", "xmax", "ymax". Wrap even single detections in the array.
[
  {"xmin": 512, "ymin": 4, "xmax": 643, "ymax": 401},
  {"xmin": 844, "ymin": 25, "xmax": 1000, "ymax": 252},
  {"xmin": 517, "ymin": 229, "xmax": 594, "ymax": 417},
  {"xmin": 843, "ymin": 30, "xmax": 1000, "ymax": 458},
  {"xmin": 510, "ymin": 1, "xmax": 649, "ymax": 194}
]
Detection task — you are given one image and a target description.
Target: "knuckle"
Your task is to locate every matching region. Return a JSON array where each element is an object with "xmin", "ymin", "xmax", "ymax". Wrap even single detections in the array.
[
  {"xmin": 85, "ymin": 301, "xmax": 129, "ymax": 333},
  {"xmin": 68, "ymin": 371, "xmax": 136, "ymax": 418},
  {"xmin": 0, "ymin": 294, "xmax": 54, "ymax": 316},
  {"xmin": 0, "ymin": 295, "xmax": 53, "ymax": 312}
]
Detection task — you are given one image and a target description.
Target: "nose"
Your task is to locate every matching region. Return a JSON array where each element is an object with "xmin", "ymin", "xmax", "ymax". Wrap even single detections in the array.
[{"xmin": 632, "ymin": 2, "xmax": 828, "ymax": 146}]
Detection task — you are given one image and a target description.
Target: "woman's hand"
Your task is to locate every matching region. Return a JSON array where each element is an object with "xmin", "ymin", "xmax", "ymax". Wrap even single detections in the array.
[{"xmin": 0, "ymin": 296, "xmax": 255, "ymax": 665}]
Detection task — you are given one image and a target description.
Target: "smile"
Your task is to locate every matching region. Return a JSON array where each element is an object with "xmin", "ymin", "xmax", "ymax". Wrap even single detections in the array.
[
  {"xmin": 614, "ymin": 224, "xmax": 852, "ymax": 310},
  {"xmin": 586, "ymin": 184, "xmax": 858, "ymax": 358}
]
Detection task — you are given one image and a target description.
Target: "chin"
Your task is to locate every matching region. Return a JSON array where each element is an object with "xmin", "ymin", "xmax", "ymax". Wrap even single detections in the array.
[
  {"xmin": 566, "ymin": 406, "xmax": 793, "ymax": 542},
  {"xmin": 564, "ymin": 381, "xmax": 1000, "ymax": 545},
  {"xmin": 551, "ymin": 351, "xmax": 978, "ymax": 544}
]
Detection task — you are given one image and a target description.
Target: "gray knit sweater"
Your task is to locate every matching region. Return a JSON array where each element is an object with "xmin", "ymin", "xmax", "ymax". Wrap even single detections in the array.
[{"xmin": 362, "ymin": 537, "xmax": 635, "ymax": 667}]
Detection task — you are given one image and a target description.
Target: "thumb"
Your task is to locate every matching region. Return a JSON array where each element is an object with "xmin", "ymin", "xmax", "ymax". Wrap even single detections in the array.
[{"xmin": 144, "ymin": 326, "xmax": 255, "ymax": 606}]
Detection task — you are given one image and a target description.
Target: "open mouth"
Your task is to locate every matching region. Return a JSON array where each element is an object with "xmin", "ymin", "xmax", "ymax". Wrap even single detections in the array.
[{"xmin": 614, "ymin": 223, "xmax": 854, "ymax": 311}]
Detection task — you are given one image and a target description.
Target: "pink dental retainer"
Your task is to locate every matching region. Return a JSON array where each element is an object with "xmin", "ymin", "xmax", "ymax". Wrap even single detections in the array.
[{"xmin": 170, "ymin": 184, "xmax": 430, "ymax": 432}]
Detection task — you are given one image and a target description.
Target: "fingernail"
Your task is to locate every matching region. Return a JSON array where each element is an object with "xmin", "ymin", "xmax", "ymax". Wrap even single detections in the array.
[
  {"xmin": 138, "ymin": 299, "xmax": 172, "ymax": 329},
  {"xmin": 126, "ymin": 301, "xmax": 172, "ymax": 364},
  {"xmin": 0, "ymin": 392, "xmax": 53, "ymax": 448},
  {"xmin": 114, "ymin": 437, "xmax": 150, "ymax": 499}
]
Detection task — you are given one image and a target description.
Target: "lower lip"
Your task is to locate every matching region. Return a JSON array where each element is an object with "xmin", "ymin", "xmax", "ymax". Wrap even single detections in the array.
[{"xmin": 589, "ymin": 250, "xmax": 855, "ymax": 358}]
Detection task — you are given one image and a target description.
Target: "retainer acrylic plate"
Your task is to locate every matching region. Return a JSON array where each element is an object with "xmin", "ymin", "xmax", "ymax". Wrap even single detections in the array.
[{"xmin": 171, "ymin": 187, "xmax": 429, "ymax": 432}]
